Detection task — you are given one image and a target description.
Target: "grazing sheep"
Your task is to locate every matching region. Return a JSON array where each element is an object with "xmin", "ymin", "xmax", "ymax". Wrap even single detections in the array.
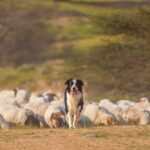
[
  {"xmin": 24, "ymin": 102, "xmax": 50, "ymax": 127},
  {"xmin": 0, "ymin": 114, "xmax": 12, "ymax": 129},
  {"xmin": 117, "ymin": 100, "xmax": 136, "ymax": 108},
  {"xmin": 122, "ymin": 107, "xmax": 150, "ymax": 125},
  {"xmin": 0, "ymin": 89, "xmax": 17, "ymax": 104},
  {"xmin": 0, "ymin": 97, "xmax": 20, "ymax": 106},
  {"xmin": 80, "ymin": 104, "xmax": 115, "ymax": 127},
  {"xmin": 0, "ymin": 88, "xmax": 30, "ymax": 107},
  {"xmin": 29, "ymin": 92, "xmax": 58, "ymax": 104},
  {"xmin": 15, "ymin": 88, "xmax": 31, "ymax": 105},
  {"xmin": 99, "ymin": 99, "xmax": 125, "ymax": 124},
  {"xmin": 49, "ymin": 99, "xmax": 65, "ymax": 107},
  {"xmin": 0, "ymin": 89, "xmax": 17, "ymax": 100},
  {"xmin": 44, "ymin": 104, "xmax": 66, "ymax": 128},
  {"xmin": 0, "ymin": 105, "xmax": 39, "ymax": 127},
  {"xmin": 134, "ymin": 97, "xmax": 150, "ymax": 111},
  {"xmin": 29, "ymin": 94, "xmax": 48, "ymax": 104},
  {"xmin": 42, "ymin": 92, "xmax": 58, "ymax": 102},
  {"xmin": 139, "ymin": 97, "xmax": 149, "ymax": 103}
]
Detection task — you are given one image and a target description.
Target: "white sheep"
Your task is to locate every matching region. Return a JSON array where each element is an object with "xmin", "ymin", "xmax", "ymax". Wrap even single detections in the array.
[
  {"xmin": 42, "ymin": 91, "xmax": 58, "ymax": 102},
  {"xmin": 134, "ymin": 97, "xmax": 150, "ymax": 111},
  {"xmin": 29, "ymin": 91, "xmax": 58, "ymax": 104},
  {"xmin": 117, "ymin": 100, "xmax": 136, "ymax": 108},
  {"xmin": 0, "ymin": 114, "xmax": 12, "ymax": 129},
  {"xmin": 29, "ymin": 94, "xmax": 48, "ymax": 104},
  {"xmin": 122, "ymin": 107, "xmax": 150, "ymax": 125},
  {"xmin": 44, "ymin": 104, "xmax": 66, "ymax": 128},
  {"xmin": 99, "ymin": 99, "xmax": 125, "ymax": 124},
  {"xmin": 0, "ymin": 88, "xmax": 30, "ymax": 107},
  {"xmin": 24, "ymin": 102, "xmax": 50, "ymax": 127},
  {"xmin": 0, "ymin": 104, "xmax": 39, "ymax": 127},
  {"xmin": 0, "ymin": 89, "xmax": 16, "ymax": 100},
  {"xmin": 80, "ymin": 104, "xmax": 115, "ymax": 127},
  {"xmin": 0, "ymin": 97, "xmax": 20, "ymax": 107},
  {"xmin": 15, "ymin": 88, "xmax": 31, "ymax": 105}
]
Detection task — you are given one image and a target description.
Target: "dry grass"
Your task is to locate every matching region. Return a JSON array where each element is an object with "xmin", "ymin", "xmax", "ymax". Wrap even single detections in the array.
[{"xmin": 0, "ymin": 125, "xmax": 150, "ymax": 150}]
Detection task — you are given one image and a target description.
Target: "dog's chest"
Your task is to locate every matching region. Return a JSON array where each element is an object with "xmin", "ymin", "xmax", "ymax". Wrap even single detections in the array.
[{"xmin": 67, "ymin": 92, "xmax": 81, "ymax": 114}]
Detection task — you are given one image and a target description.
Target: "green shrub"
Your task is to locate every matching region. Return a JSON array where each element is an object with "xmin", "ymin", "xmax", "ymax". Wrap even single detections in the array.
[{"xmin": 93, "ymin": 8, "xmax": 150, "ymax": 36}]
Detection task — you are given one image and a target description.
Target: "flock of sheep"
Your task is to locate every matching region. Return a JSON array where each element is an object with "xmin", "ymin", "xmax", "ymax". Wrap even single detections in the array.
[{"xmin": 0, "ymin": 88, "xmax": 150, "ymax": 129}]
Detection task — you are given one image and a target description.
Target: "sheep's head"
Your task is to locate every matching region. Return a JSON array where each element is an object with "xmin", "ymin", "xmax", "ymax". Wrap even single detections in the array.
[
  {"xmin": 50, "ymin": 111, "xmax": 66, "ymax": 128},
  {"xmin": 95, "ymin": 114, "xmax": 114, "ymax": 126},
  {"xmin": 139, "ymin": 97, "xmax": 149, "ymax": 103}
]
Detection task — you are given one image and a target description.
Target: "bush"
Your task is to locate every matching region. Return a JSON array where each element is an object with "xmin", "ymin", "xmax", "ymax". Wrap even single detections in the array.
[{"xmin": 93, "ymin": 8, "xmax": 150, "ymax": 36}]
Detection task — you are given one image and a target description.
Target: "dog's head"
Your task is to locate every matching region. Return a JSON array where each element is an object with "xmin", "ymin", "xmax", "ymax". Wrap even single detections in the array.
[{"xmin": 65, "ymin": 78, "xmax": 84, "ymax": 96}]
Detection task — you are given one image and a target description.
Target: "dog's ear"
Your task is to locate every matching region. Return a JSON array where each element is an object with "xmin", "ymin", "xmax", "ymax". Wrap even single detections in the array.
[
  {"xmin": 78, "ymin": 79, "xmax": 84, "ymax": 86},
  {"xmin": 65, "ymin": 78, "xmax": 73, "ymax": 86}
]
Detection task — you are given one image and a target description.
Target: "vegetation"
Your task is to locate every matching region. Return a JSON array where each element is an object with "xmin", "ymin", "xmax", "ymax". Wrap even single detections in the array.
[{"xmin": 0, "ymin": 0, "xmax": 150, "ymax": 101}]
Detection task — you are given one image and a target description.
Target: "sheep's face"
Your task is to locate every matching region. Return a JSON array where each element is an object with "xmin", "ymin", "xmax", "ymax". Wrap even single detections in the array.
[
  {"xmin": 44, "ymin": 93, "xmax": 58, "ymax": 102},
  {"xmin": 122, "ymin": 114, "xmax": 129, "ymax": 122},
  {"xmin": 106, "ymin": 116, "xmax": 114, "ymax": 125},
  {"xmin": 50, "ymin": 111, "xmax": 66, "ymax": 128},
  {"xmin": 95, "ymin": 115, "xmax": 114, "ymax": 126}
]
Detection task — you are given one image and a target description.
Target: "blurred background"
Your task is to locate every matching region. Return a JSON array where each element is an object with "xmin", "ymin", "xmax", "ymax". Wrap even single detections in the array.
[{"xmin": 0, "ymin": 0, "xmax": 150, "ymax": 101}]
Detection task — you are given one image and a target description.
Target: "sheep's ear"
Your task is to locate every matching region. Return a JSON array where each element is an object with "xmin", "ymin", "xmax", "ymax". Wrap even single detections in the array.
[
  {"xmin": 50, "ymin": 113, "xmax": 55, "ymax": 120},
  {"xmin": 13, "ymin": 88, "xmax": 18, "ymax": 96},
  {"xmin": 65, "ymin": 78, "xmax": 73, "ymax": 86},
  {"xmin": 77, "ymin": 79, "xmax": 84, "ymax": 86},
  {"xmin": 60, "ymin": 110, "xmax": 65, "ymax": 115},
  {"xmin": 50, "ymin": 112, "xmax": 59, "ymax": 120}
]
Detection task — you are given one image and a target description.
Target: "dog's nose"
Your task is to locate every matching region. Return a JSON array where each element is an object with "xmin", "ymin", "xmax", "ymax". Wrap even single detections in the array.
[{"xmin": 73, "ymin": 87, "xmax": 76, "ymax": 91}]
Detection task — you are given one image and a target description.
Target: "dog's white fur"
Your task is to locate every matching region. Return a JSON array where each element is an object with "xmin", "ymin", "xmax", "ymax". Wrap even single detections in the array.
[
  {"xmin": 66, "ymin": 91, "xmax": 82, "ymax": 128},
  {"xmin": 66, "ymin": 80, "xmax": 83, "ymax": 128}
]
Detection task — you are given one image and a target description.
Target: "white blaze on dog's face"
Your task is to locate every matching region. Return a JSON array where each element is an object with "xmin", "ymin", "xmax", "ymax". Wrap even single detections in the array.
[{"xmin": 72, "ymin": 80, "xmax": 78, "ymax": 96}]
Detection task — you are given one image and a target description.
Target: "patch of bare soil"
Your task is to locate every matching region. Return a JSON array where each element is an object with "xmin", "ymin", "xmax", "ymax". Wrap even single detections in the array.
[{"xmin": 0, "ymin": 125, "xmax": 150, "ymax": 150}]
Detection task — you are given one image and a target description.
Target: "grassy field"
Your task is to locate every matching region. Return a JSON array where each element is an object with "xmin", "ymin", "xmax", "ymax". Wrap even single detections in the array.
[
  {"xmin": 0, "ymin": 126, "xmax": 150, "ymax": 150},
  {"xmin": 0, "ymin": 0, "xmax": 150, "ymax": 101}
]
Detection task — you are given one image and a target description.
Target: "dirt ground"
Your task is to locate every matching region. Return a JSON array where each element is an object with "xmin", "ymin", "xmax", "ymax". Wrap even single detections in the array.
[{"xmin": 0, "ymin": 125, "xmax": 150, "ymax": 150}]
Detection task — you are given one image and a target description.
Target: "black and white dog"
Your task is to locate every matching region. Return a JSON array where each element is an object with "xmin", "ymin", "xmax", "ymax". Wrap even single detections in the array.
[{"xmin": 64, "ymin": 78, "xmax": 84, "ymax": 128}]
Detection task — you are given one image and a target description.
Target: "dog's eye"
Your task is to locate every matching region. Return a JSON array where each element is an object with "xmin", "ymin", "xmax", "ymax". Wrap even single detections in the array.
[{"xmin": 70, "ymin": 81, "xmax": 74, "ymax": 86}]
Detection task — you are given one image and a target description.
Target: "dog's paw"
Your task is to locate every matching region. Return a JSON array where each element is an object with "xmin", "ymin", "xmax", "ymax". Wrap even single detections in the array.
[
  {"xmin": 73, "ymin": 126, "xmax": 77, "ymax": 129},
  {"xmin": 69, "ymin": 126, "xmax": 74, "ymax": 129}
]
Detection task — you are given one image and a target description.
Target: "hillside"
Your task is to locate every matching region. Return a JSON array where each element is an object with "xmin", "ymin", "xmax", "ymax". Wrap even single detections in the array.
[{"xmin": 0, "ymin": 0, "xmax": 150, "ymax": 101}]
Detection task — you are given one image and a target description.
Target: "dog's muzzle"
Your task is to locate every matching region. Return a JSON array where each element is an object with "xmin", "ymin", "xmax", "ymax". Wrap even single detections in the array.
[{"xmin": 72, "ymin": 88, "xmax": 78, "ymax": 96}]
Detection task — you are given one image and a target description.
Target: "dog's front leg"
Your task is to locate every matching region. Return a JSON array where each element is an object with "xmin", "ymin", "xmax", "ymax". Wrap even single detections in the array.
[
  {"xmin": 67, "ymin": 113, "xmax": 73, "ymax": 128},
  {"xmin": 73, "ymin": 114, "xmax": 79, "ymax": 128}
]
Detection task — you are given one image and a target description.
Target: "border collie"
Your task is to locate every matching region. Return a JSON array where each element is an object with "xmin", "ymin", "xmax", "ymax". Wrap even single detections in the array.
[{"xmin": 64, "ymin": 78, "xmax": 84, "ymax": 128}]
